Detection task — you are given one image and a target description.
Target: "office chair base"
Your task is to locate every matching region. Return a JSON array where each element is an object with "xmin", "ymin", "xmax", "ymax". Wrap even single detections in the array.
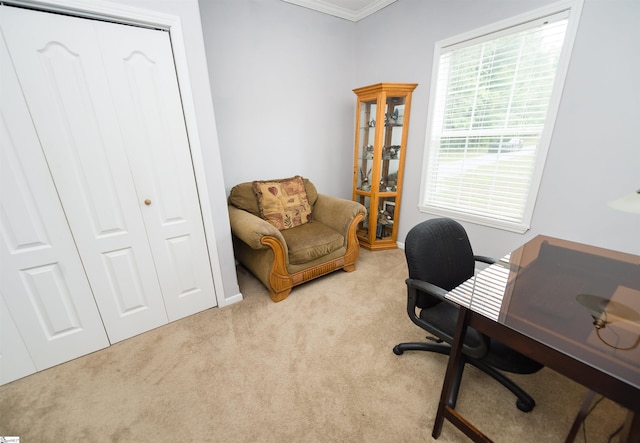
[
  {"xmin": 393, "ymin": 342, "xmax": 463, "ymax": 408},
  {"xmin": 471, "ymin": 358, "xmax": 536, "ymax": 412},
  {"xmin": 393, "ymin": 342, "xmax": 450, "ymax": 357},
  {"xmin": 393, "ymin": 342, "xmax": 536, "ymax": 413},
  {"xmin": 516, "ymin": 398, "xmax": 535, "ymax": 413}
]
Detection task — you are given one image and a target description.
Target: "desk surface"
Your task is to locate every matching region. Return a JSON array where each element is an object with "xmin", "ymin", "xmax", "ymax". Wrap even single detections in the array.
[{"xmin": 447, "ymin": 235, "xmax": 640, "ymax": 394}]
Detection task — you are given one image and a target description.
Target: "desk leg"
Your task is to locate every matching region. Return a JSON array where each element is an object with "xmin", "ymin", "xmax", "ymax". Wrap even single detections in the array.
[
  {"xmin": 433, "ymin": 307, "xmax": 493, "ymax": 443},
  {"xmin": 566, "ymin": 392, "xmax": 639, "ymax": 443},
  {"xmin": 620, "ymin": 411, "xmax": 639, "ymax": 443},
  {"xmin": 433, "ymin": 307, "xmax": 469, "ymax": 439},
  {"xmin": 565, "ymin": 390, "xmax": 597, "ymax": 443}
]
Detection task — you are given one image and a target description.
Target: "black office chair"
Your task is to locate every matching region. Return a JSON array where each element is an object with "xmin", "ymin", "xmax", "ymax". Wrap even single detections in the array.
[{"xmin": 393, "ymin": 218, "xmax": 543, "ymax": 412}]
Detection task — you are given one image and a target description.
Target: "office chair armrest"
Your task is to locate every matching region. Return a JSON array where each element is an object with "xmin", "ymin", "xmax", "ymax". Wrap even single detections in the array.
[
  {"xmin": 405, "ymin": 278, "xmax": 449, "ymax": 302},
  {"xmin": 474, "ymin": 255, "xmax": 497, "ymax": 265},
  {"xmin": 405, "ymin": 278, "xmax": 490, "ymax": 358},
  {"xmin": 404, "ymin": 278, "xmax": 462, "ymax": 345},
  {"xmin": 405, "ymin": 278, "xmax": 454, "ymax": 320}
]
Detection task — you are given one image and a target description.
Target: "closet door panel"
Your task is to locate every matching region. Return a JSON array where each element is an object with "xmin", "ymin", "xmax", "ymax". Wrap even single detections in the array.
[
  {"xmin": 0, "ymin": 294, "xmax": 36, "ymax": 384},
  {"xmin": 0, "ymin": 33, "xmax": 109, "ymax": 373},
  {"xmin": 0, "ymin": 6, "xmax": 168, "ymax": 343},
  {"xmin": 96, "ymin": 22, "xmax": 217, "ymax": 320}
]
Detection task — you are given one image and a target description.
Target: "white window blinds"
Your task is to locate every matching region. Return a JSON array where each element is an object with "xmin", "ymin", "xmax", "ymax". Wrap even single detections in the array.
[{"xmin": 420, "ymin": 6, "xmax": 578, "ymax": 232}]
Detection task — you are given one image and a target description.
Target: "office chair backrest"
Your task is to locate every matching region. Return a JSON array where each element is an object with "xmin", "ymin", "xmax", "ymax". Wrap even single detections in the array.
[{"xmin": 404, "ymin": 218, "xmax": 476, "ymax": 309}]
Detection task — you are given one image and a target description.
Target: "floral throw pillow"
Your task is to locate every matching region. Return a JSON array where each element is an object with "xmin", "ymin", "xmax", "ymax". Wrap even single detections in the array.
[{"xmin": 253, "ymin": 176, "xmax": 312, "ymax": 230}]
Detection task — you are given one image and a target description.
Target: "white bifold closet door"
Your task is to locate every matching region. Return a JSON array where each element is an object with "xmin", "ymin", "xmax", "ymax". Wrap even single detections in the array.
[
  {"xmin": 1, "ymin": 6, "xmax": 216, "ymax": 348},
  {"xmin": 1, "ymin": 30, "xmax": 110, "ymax": 380}
]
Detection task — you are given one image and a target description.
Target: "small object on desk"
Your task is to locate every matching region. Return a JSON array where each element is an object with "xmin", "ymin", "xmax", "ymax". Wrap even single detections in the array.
[{"xmin": 576, "ymin": 293, "xmax": 640, "ymax": 350}]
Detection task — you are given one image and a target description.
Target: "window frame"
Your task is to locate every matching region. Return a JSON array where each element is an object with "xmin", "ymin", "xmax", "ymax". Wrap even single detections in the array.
[{"xmin": 418, "ymin": 0, "xmax": 584, "ymax": 233}]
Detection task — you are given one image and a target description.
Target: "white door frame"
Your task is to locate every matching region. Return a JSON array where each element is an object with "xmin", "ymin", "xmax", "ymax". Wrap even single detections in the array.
[{"xmin": 3, "ymin": 0, "xmax": 227, "ymax": 308}]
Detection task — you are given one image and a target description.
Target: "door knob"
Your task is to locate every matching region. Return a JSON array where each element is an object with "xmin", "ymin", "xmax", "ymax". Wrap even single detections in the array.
[{"xmin": 144, "ymin": 199, "xmax": 151, "ymax": 205}]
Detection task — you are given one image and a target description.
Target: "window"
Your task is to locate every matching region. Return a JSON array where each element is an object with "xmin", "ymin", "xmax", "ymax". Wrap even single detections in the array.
[{"xmin": 419, "ymin": 0, "xmax": 583, "ymax": 233}]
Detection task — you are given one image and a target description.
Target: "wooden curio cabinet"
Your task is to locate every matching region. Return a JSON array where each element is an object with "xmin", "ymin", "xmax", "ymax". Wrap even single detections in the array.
[{"xmin": 352, "ymin": 83, "xmax": 417, "ymax": 250}]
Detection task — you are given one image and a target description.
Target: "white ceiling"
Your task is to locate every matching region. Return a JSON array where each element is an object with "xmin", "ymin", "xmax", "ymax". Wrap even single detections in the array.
[{"xmin": 281, "ymin": 0, "xmax": 397, "ymax": 22}]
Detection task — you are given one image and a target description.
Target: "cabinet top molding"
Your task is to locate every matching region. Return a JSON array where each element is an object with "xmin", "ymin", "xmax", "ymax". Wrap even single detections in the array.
[{"xmin": 353, "ymin": 82, "xmax": 418, "ymax": 95}]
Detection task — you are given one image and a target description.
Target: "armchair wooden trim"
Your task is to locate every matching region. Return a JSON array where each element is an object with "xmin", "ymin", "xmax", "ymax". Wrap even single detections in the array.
[{"xmin": 261, "ymin": 211, "xmax": 365, "ymax": 302}]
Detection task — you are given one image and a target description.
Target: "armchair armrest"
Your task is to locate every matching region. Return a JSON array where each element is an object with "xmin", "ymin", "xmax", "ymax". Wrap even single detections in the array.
[
  {"xmin": 312, "ymin": 194, "xmax": 367, "ymax": 237},
  {"xmin": 228, "ymin": 205, "xmax": 286, "ymax": 250}
]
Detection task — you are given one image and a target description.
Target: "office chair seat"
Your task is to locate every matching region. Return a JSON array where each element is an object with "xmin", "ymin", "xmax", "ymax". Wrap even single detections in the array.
[
  {"xmin": 418, "ymin": 301, "xmax": 486, "ymax": 359},
  {"xmin": 484, "ymin": 340, "xmax": 543, "ymax": 375},
  {"xmin": 419, "ymin": 302, "xmax": 542, "ymax": 374}
]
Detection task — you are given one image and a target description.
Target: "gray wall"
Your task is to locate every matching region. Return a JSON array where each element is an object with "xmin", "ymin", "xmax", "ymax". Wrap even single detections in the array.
[
  {"xmin": 199, "ymin": 0, "xmax": 356, "ymax": 198},
  {"xmin": 356, "ymin": 0, "xmax": 640, "ymax": 257},
  {"xmin": 202, "ymin": 0, "xmax": 640, "ymax": 260}
]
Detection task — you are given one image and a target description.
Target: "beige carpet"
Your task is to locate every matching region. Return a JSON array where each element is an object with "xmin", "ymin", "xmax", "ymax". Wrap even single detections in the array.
[{"xmin": 0, "ymin": 249, "xmax": 627, "ymax": 442}]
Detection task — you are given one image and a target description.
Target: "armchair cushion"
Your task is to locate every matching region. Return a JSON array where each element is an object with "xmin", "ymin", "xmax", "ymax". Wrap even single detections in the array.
[
  {"xmin": 229, "ymin": 177, "xmax": 318, "ymax": 217},
  {"xmin": 253, "ymin": 175, "xmax": 312, "ymax": 230},
  {"xmin": 281, "ymin": 221, "xmax": 344, "ymax": 265}
]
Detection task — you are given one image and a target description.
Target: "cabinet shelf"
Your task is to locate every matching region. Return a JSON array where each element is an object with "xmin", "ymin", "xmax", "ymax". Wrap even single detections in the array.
[{"xmin": 351, "ymin": 82, "xmax": 417, "ymax": 251}]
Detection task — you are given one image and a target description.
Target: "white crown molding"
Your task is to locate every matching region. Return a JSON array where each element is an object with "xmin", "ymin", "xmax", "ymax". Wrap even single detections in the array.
[{"xmin": 282, "ymin": 0, "xmax": 396, "ymax": 22}]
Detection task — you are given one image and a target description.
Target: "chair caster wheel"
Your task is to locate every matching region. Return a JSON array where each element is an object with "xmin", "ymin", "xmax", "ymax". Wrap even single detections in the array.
[
  {"xmin": 393, "ymin": 345, "xmax": 403, "ymax": 355},
  {"xmin": 516, "ymin": 398, "xmax": 534, "ymax": 413}
]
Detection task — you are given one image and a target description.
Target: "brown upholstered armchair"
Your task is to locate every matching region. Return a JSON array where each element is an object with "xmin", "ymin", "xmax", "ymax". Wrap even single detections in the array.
[{"xmin": 228, "ymin": 176, "xmax": 366, "ymax": 302}]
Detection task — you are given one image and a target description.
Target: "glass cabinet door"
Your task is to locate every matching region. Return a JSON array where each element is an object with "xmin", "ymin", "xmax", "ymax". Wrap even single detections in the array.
[
  {"xmin": 357, "ymin": 100, "xmax": 376, "ymax": 192},
  {"xmin": 355, "ymin": 98, "xmax": 375, "ymax": 240},
  {"xmin": 375, "ymin": 96, "xmax": 404, "ymax": 240},
  {"xmin": 380, "ymin": 96, "xmax": 404, "ymax": 193}
]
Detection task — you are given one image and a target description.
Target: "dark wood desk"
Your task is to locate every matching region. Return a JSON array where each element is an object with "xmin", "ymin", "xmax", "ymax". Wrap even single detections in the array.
[{"xmin": 434, "ymin": 236, "xmax": 640, "ymax": 442}]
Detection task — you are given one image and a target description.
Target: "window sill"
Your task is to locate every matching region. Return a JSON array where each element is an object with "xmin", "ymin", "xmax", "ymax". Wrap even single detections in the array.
[{"xmin": 418, "ymin": 204, "xmax": 530, "ymax": 234}]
